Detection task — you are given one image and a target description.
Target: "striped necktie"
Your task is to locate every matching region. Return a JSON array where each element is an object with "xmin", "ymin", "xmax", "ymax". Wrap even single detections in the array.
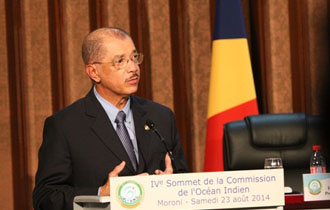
[{"xmin": 115, "ymin": 111, "xmax": 137, "ymax": 171}]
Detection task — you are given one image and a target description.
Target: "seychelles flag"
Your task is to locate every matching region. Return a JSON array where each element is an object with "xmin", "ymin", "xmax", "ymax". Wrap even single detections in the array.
[{"xmin": 204, "ymin": 0, "xmax": 259, "ymax": 172}]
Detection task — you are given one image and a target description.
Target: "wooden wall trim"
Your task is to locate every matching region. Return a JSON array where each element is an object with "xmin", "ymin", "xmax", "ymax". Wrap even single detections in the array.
[
  {"xmin": 89, "ymin": 0, "xmax": 106, "ymax": 30},
  {"xmin": 128, "ymin": 0, "xmax": 152, "ymax": 99},
  {"xmin": 288, "ymin": 0, "xmax": 311, "ymax": 113},
  {"xmin": 249, "ymin": 0, "xmax": 268, "ymax": 113},
  {"xmin": 48, "ymin": 0, "xmax": 65, "ymax": 112},
  {"xmin": 169, "ymin": 0, "xmax": 193, "ymax": 170},
  {"xmin": 5, "ymin": 0, "xmax": 30, "ymax": 209},
  {"xmin": 209, "ymin": 0, "xmax": 216, "ymax": 41}
]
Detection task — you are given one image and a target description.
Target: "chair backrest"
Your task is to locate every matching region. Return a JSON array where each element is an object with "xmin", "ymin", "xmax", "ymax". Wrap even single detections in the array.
[{"xmin": 223, "ymin": 113, "xmax": 329, "ymax": 193}]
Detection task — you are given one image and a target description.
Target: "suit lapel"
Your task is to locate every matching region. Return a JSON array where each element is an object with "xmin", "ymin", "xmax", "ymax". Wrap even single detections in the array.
[
  {"xmin": 131, "ymin": 96, "xmax": 152, "ymax": 172},
  {"xmin": 84, "ymin": 89, "xmax": 136, "ymax": 173}
]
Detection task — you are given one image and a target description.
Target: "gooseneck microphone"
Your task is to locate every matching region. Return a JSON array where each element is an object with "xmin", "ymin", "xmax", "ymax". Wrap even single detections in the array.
[{"xmin": 145, "ymin": 119, "xmax": 176, "ymax": 172}]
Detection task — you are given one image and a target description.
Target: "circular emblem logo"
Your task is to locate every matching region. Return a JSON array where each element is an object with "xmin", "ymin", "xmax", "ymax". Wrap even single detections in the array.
[
  {"xmin": 308, "ymin": 179, "xmax": 322, "ymax": 195},
  {"xmin": 117, "ymin": 180, "xmax": 143, "ymax": 208}
]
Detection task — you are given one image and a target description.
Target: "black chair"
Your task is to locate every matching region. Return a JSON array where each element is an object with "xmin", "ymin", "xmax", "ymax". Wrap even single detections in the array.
[{"xmin": 223, "ymin": 113, "xmax": 330, "ymax": 193}]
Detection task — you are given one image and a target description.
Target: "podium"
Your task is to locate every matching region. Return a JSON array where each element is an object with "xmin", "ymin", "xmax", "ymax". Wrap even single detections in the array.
[
  {"xmin": 73, "ymin": 169, "xmax": 285, "ymax": 210},
  {"xmin": 72, "ymin": 196, "xmax": 283, "ymax": 210},
  {"xmin": 73, "ymin": 195, "xmax": 330, "ymax": 210},
  {"xmin": 73, "ymin": 196, "xmax": 110, "ymax": 210}
]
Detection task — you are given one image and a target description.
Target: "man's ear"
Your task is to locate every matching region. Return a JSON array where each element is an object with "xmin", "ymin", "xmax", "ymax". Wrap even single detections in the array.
[{"xmin": 86, "ymin": 64, "xmax": 101, "ymax": 83}]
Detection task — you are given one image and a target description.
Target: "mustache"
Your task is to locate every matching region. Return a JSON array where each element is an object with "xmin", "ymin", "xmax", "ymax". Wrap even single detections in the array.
[{"xmin": 126, "ymin": 73, "xmax": 139, "ymax": 81}]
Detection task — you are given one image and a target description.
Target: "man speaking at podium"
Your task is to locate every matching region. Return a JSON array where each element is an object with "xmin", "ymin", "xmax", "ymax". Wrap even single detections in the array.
[{"xmin": 33, "ymin": 27, "xmax": 188, "ymax": 210}]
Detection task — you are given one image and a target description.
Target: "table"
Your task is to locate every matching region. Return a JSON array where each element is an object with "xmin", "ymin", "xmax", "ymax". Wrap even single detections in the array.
[{"xmin": 285, "ymin": 194, "xmax": 330, "ymax": 209}]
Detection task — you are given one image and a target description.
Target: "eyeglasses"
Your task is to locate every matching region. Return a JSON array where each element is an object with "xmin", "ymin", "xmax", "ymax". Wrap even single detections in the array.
[{"xmin": 90, "ymin": 52, "xmax": 144, "ymax": 70}]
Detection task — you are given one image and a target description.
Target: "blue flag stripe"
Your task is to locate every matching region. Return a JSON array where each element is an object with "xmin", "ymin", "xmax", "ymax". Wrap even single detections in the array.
[{"xmin": 213, "ymin": 0, "xmax": 247, "ymax": 40}]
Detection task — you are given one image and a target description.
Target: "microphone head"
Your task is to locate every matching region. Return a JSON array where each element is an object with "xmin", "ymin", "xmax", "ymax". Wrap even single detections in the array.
[{"xmin": 145, "ymin": 119, "xmax": 155, "ymax": 129}]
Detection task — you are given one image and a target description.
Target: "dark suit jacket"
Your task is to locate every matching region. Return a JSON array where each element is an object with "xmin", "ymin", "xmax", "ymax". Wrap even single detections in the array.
[{"xmin": 33, "ymin": 88, "xmax": 188, "ymax": 210}]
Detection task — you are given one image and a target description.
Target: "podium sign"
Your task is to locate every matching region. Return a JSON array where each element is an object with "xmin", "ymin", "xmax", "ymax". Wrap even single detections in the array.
[
  {"xmin": 303, "ymin": 173, "xmax": 330, "ymax": 201},
  {"xmin": 110, "ymin": 169, "xmax": 284, "ymax": 210}
]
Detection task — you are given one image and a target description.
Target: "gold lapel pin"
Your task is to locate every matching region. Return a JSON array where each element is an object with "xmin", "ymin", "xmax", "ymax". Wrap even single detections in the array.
[{"xmin": 144, "ymin": 125, "xmax": 150, "ymax": 131}]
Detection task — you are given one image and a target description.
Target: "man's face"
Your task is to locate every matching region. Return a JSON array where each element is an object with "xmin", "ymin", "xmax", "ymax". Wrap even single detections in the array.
[{"xmin": 95, "ymin": 37, "xmax": 140, "ymax": 99}]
